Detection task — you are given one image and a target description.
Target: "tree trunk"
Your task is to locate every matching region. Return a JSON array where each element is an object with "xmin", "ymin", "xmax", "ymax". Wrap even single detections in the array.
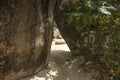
[{"xmin": 0, "ymin": 0, "xmax": 54, "ymax": 80}]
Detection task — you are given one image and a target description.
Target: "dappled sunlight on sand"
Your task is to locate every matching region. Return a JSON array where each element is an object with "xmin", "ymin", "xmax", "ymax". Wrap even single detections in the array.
[
  {"xmin": 51, "ymin": 39, "xmax": 70, "ymax": 52},
  {"xmin": 20, "ymin": 39, "xmax": 91, "ymax": 80},
  {"xmin": 30, "ymin": 69, "xmax": 58, "ymax": 80}
]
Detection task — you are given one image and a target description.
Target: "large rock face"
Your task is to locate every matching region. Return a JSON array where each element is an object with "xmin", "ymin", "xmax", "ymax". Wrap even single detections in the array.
[
  {"xmin": 55, "ymin": 0, "xmax": 82, "ymax": 56},
  {"xmin": 0, "ymin": 0, "xmax": 53, "ymax": 80}
]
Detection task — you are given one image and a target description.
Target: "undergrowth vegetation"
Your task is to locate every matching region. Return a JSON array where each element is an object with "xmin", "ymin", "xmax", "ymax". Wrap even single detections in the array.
[{"xmin": 67, "ymin": 0, "xmax": 120, "ymax": 79}]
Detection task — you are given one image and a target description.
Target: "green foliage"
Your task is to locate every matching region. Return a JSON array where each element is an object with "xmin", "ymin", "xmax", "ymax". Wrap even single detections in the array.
[
  {"xmin": 67, "ymin": 0, "xmax": 120, "ymax": 79},
  {"xmin": 67, "ymin": 0, "xmax": 119, "ymax": 31}
]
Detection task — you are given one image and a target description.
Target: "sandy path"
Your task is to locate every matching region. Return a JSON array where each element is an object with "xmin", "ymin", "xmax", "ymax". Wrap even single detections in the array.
[{"xmin": 20, "ymin": 39, "xmax": 91, "ymax": 80}]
